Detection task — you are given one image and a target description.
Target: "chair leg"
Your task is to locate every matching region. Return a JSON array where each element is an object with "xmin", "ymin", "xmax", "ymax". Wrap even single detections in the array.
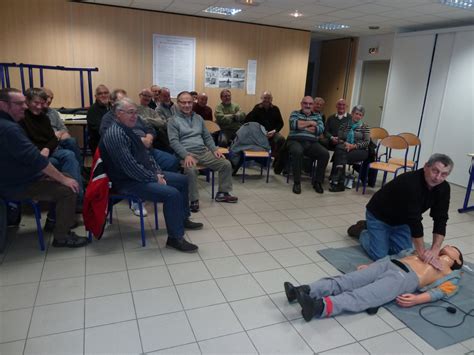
[
  {"xmin": 137, "ymin": 200, "xmax": 146, "ymax": 247},
  {"xmin": 211, "ymin": 171, "xmax": 215, "ymax": 199},
  {"xmin": 88, "ymin": 231, "xmax": 93, "ymax": 242},
  {"xmin": 154, "ymin": 202, "xmax": 159, "ymax": 230},
  {"xmin": 382, "ymin": 172, "xmax": 388, "ymax": 186},
  {"xmin": 266, "ymin": 157, "xmax": 271, "ymax": 183},
  {"xmin": 242, "ymin": 157, "xmax": 246, "ymax": 183},
  {"xmin": 31, "ymin": 202, "xmax": 45, "ymax": 251}
]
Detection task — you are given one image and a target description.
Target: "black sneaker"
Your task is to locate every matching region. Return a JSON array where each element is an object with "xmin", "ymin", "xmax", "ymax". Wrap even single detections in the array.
[
  {"xmin": 292, "ymin": 183, "xmax": 301, "ymax": 194},
  {"xmin": 190, "ymin": 200, "xmax": 199, "ymax": 213},
  {"xmin": 43, "ymin": 218, "xmax": 56, "ymax": 232},
  {"xmin": 284, "ymin": 282, "xmax": 310, "ymax": 303},
  {"xmin": 184, "ymin": 219, "xmax": 203, "ymax": 230},
  {"xmin": 298, "ymin": 293, "xmax": 324, "ymax": 322},
  {"xmin": 52, "ymin": 231, "xmax": 89, "ymax": 248},
  {"xmin": 166, "ymin": 238, "xmax": 198, "ymax": 252},
  {"xmin": 347, "ymin": 220, "xmax": 367, "ymax": 239},
  {"xmin": 313, "ymin": 182, "xmax": 324, "ymax": 194}
]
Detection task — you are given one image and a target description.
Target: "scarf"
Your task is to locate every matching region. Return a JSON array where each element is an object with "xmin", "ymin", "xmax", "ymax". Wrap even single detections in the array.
[{"xmin": 346, "ymin": 120, "xmax": 362, "ymax": 144}]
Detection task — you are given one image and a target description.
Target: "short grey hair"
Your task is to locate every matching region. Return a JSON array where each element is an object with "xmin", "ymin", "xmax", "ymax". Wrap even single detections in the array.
[
  {"xmin": 113, "ymin": 97, "xmax": 136, "ymax": 113},
  {"xmin": 426, "ymin": 153, "xmax": 454, "ymax": 171},
  {"xmin": 351, "ymin": 105, "xmax": 365, "ymax": 116}
]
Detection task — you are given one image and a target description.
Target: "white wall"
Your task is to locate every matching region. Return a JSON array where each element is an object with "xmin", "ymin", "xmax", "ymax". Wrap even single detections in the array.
[{"xmin": 380, "ymin": 26, "xmax": 474, "ymax": 188}]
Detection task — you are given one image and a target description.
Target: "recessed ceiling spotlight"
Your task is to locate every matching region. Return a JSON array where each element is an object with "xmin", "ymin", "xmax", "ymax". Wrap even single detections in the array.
[
  {"xmin": 236, "ymin": 0, "xmax": 262, "ymax": 5},
  {"xmin": 290, "ymin": 10, "xmax": 303, "ymax": 18},
  {"xmin": 369, "ymin": 25, "xmax": 380, "ymax": 30},
  {"xmin": 440, "ymin": 0, "xmax": 473, "ymax": 9},
  {"xmin": 317, "ymin": 23, "xmax": 350, "ymax": 30},
  {"xmin": 203, "ymin": 6, "xmax": 242, "ymax": 16}
]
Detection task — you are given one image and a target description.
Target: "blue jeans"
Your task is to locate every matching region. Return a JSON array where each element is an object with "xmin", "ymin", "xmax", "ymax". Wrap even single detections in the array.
[
  {"xmin": 49, "ymin": 148, "xmax": 83, "ymax": 202},
  {"xmin": 359, "ymin": 211, "xmax": 412, "ymax": 260},
  {"xmin": 150, "ymin": 149, "xmax": 179, "ymax": 172},
  {"xmin": 59, "ymin": 137, "xmax": 83, "ymax": 165},
  {"xmin": 117, "ymin": 172, "xmax": 189, "ymax": 239}
]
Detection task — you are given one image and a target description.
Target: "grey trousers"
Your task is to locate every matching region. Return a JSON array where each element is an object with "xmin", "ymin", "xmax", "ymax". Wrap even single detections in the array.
[
  {"xmin": 184, "ymin": 150, "xmax": 233, "ymax": 201},
  {"xmin": 308, "ymin": 259, "xmax": 419, "ymax": 317}
]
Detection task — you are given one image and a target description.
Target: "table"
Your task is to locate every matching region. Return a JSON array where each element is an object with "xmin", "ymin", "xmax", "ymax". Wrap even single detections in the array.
[
  {"xmin": 61, "ymin": 114, "xmax": 88, "ymax": 157},
  {"xmin": 458, "ymin": 153, "xmax": 474, "ymax": 213}
]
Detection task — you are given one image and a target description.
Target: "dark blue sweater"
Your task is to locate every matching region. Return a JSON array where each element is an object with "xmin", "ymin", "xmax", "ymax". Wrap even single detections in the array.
[{"xmin": 0, "ymin": 111, "xmax": 49, "ymax": 198}]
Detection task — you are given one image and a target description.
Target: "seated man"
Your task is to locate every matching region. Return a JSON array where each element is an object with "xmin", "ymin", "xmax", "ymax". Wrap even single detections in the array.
[
  {"xmin": 155, "ymin": 87, "xmax": 177, "ymax": 123},
  {"xmin": 284, "ymin": 96, "xmax": 329, "ymax": 195},
  {"xmin": 149, "ymin": 85, "xmax": 160, "ymax": 110},
  {"xmin": 137, "ymin": 88, "xmax": 166, "ymax": 130},
  {"xmin": 348, "ymin": 154, "xmax": 453, "ymax": 262},
  {"xmin": 20, "ymin": 88, "xmax": 83, "ymax": 214},
  {"xmin": 0, "ymin": 88, "xmax": 88, "ymax": 248},
  {"xmin": 42, "ymin": 87, "xmax": 83, "ymax": 165},
  {"xmin": 86, "ymin": 84, "xmax": 110, "ymax": 153},
  {"xmin": 245, "ymin": 91, "xmax": 285, "ymax": 159},
  {"xmin": 100, "ymin": 98, "xmax": 200, "ymax": 253},
  {"xmin": 215, "ymin": 89, "xmax": 245, "ymax": 147},
  {"xmin": 313, "ymin": 97, "xmax": 326, "ymax": 124},
  {"xmin": 168, "ymin": 91, "xmax": 238, "ymax": 213},
  {"xmin": 284, "ymin": 245, "xmax": 463, "ymax": 321},
  {"xmin": 322, "ymin": 99, "xmax": 351, "ymax": 151},
  {"xmin": 192, "ymin": 93, "xmax": 213, "ymax": 122}
]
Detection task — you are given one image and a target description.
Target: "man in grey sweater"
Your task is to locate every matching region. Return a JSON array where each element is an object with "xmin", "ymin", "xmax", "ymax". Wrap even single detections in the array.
[{"xmin": 168, "ymin": 91, "xmax": 238, "ymax": 213}]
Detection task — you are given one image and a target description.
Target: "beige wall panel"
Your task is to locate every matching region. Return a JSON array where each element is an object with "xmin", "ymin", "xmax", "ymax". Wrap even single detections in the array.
[{"xmin": 1, "ymin": 0, "xmax": 310, "ymax": 136}]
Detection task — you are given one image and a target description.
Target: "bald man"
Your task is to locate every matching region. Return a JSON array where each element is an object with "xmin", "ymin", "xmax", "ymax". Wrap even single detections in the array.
[
  {"xmin": 322, "ymin": 99, "xmax": 351, "ymax": 151},
  {"xmin": 192, "ymin": 93, "xmax": 213, "ymax": 121}
]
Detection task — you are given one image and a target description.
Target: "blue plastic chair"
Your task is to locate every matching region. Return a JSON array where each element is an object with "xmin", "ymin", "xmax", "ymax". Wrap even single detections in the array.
[{"xmin": 241, "ymin": 150, "xmax": 272, "ymax": 183}]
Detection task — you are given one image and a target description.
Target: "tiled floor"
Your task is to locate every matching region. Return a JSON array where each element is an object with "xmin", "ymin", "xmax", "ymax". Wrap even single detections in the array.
[{"xmin": 1, "ymin": 168, "xmax": 473, "ymax": 354}]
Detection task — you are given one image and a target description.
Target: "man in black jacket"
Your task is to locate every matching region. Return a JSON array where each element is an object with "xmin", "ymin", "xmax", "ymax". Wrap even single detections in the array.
[
  {"xmin": 86, "ymin": 84, "xmax": 110, "ymax": 153},
  {"xmin": 349, "ymin": 154, "xmax": 453, "ymax": 265}
]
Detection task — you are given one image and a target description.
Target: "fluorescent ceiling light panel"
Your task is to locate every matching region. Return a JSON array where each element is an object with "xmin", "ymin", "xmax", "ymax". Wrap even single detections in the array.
[
  {"xmin": 203, "ymin": 6, "xmax": 242, "ymax": 16},
  {"xmin": 317, "ymin": 23, "xmax": 350, "ymax": 30},
  {"xmin": 440, "ymin": 0, "xmax": 473, "ymax": 9}
]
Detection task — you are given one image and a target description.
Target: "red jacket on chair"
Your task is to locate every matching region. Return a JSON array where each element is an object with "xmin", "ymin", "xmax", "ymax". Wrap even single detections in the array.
[{"xmin": 83, "ymin": 148, "xmax": 109, "ymax": 239}]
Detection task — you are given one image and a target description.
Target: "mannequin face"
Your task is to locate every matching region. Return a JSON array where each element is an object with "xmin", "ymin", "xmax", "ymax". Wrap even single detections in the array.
[{"xmin": 439, "ymin": 245, "xmax": 461, "ymax": 266}]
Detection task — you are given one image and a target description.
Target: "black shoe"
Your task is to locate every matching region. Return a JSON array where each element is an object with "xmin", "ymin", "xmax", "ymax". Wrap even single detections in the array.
[
  {"xmin": 190, "ymin": 200, "xmax": 199, "ymax": 213},
  {"xmin": 43, "ymin": 218, "xmax": 56, "ymax": 232},
  {"xmin": 292, "ymin": 183, "xmax": 301, "ymax": 194},
  {"xmin": 329, "ymin": 183, "xmax": 345, "ymax": 192},
  {"xmin": 52, "ymin": 231, "xmax": 89, "ymax": 248},
  {"xmin": 313, "ymin": 182, "xmax": 324, "ymax": 194},
  {"xmin": 366, "ymin": 307, "xmax": 379, "ymax": 315},
  {"xmin": 166, "ymin": 238, "xmax": 198, "ymax": 252},
  {"xmin": 298, "ymin": 293, "xmax": 324, "ymax": 322},
  {"xmin": 347, "ymin": 220, "xmax": 367, "ymax": 239},
  {"xmin": 184, "ymin": 218, "xmax": 203, "ymax": 230},
  {"xmin": 284, "ymin": 282, "xmax": 310, "ymax": 303}
]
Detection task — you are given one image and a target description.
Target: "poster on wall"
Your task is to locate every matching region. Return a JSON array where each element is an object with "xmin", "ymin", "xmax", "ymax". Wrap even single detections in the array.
[
  {"xmin": 204, "ymin": 66, "xmax": 246, "ymax": 89},
  {"xmin": 153, "ymin": 34, "xmax": 196, "ymax": 97},
  {"xmin": 247, "ymin": 59, "xmax": 257, "ymax": 95}
]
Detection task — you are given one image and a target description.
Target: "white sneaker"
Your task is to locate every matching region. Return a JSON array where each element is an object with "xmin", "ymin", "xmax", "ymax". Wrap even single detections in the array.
[
  {"xmin": 345, "ymin": 175, "xmax": 354, "ymax": 189},
  {"xmin": 131, "ymin": 202, "xmax": 148, "ymax": 217}
]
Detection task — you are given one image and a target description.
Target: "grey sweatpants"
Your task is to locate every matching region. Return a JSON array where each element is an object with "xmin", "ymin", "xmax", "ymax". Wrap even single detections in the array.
[
  {"xmin": 308, "ymin": 259, "xmax": 419, "ymax": 317},
  {"xmin": 184, "ymin": 149, "xmax": 233, "ymax": 201}
]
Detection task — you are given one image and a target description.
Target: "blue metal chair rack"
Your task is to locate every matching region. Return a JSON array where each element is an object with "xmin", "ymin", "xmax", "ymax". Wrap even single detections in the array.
[{"xmin": 0, "ymin": 62, "xmax": 98, "ymax": 107}]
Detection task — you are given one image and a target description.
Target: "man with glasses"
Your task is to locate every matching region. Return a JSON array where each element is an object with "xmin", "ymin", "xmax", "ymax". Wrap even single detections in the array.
[
  {"xmin": 86, "ymin": 84, "xmax": 110, "ymax": 153},
  {"xmin": 0, "ymin": 88, "xmax": 88, "ymax": 248},
  {"xmin": 100, "ymin": 97, "xmax": 200, "ymax": 252},
  {"xmin": 280, "ymin": 96, "xmax": 329, "ymax": 195},
  {"xmin": 168, "ymin": 91, "xmax": 238, "ymax": 213}
]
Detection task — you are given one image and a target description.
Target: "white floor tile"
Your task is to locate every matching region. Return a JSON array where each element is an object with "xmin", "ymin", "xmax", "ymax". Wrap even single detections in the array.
[
  {"xmin": 133, "ymin": 286, "xmax": 182, "ymax": 318},
  {"xmin": 24, "ymin": 329, "xmax": 83, "ymax": 355},
  {"xmin": 283, "ymin": 231, "xmax": 321, "ymax": 247},
  {"xmin": 85, "ymin": 320, "xmax": 142, "ymax": 354},
  {"xmin": 292, "ymin": 317, "xmax": 355, "ymax": 353},
  {"xmin": 237, "ymin": 252, "xmax": 280, "ymax": 272},
  {"xmin": 168, "ymin": 261, "xmax": 212, "ymax": 285},
  {"xmin": 320, "ymin": 342, "xmax": 369, "ymax": 354},
  {"xmin": 129, "ymin": 266, "xmax": 173, "ymax": 291},
  {"xmin": 271, "ymin": 220, "xmax": 304, "ymax": 234},
  {"xmin": 286, "ymin": 263, "xmax": 328, "ymax": 285},
  {"xmin": 360, "ymin": 332, "xmax": 421, "ymax": 354},
  {"xmin": 125, "ymin": 248, "xmax": 165, "ymax": 269},
  {"xmin": 0, "ymin": 340, "xmax": 25, "ymax": 355},
  {"xmin": 0, "ymin": 283, "xmax": 38, "ymax": 311},
  {"xmin": 206, "ymin": 215, "xmax": 239, "ymax": 228},
  {"xmin": 215, "ymin": 225, "xmax": 252, "ymax": 240},
  {"xmin": 204, "ymin": 256, "xmax": 248, "ymax": 278},
  {"xmin": 232, "ymin": 213, "xmax": 265, "ymax": 225},
  {"xmin": 86, "ymin": 252, "xmax": 126, "ymax": 275},
  {"xmin": 216, "ymin": 274, "xmax": 266, "ymax": 301},
  {"xmin": 85, "ymin": 270, "xmax": 131, "ymax": 298},
  {"xmin": 243, "ymin": 223, "xmax": 278, "ymax": 237},
  {"xmin": 85, "ymin": 292, "xmax": 135, "ymax": 327},
  {"xmin": 176, "ymin": 280, "xmax": 226, "ymax": 309},
  {"xmin": 0, "ymin": 262, "xmax": 43, "ymax": 286},
  {"xmin": 197, "ymin": 241, "xmax": 234, "ymax": 260},
  {"xmin": 139, "ymin": 311, "xmax": 195, "ymax": 352},
  {"xmin": 294, "ymin": 218, "xmax": 327, "ymax": 231},
  {"xmin": 199, "ymin": 332, "xmax": 257, "ymax": 354},
  {"xmin": 151, "ymin": 342, "xmax": 200, "ymax": 354},
  {"xmin": 36, "ymin": 277, "xmax": 84, "ymax": 306},
  {"xmin": 308, "ymin": 228, "xmax": 346, "ymax": 243},
  {"xmin": 0, "ymin": 308, "xmax": 32, "ymax": 343},
  {"xmin": 186, "ymin": 228, "xmax": 223, "ymax": 244},
  {"xmin": 376, "ymin": 307, "xmax": 406, "ymax": 330},
  {"xmin": 186, "ymin": 303, "xmax": 243, "ymax": 341},
  {"xmin": 41, "ymin": 257, "xmax": 85, "ymax": 281},
  {"xmin": 29, "ymin": 300, "xmax": 84, "ymax": 338},
  {"xmin": 268, "ymin": 292, "xmax": 303, "ymax": 321},
  {"xmin": 161, "ymin": 247, "xmax": 202, "ymax": 265},
  {"xmin": 230, "ymin": 295, "xmax": 286, "ymax": 330},
  {"xmin": 256, "ymin": 235, "xmax": 293, "ymax": 251},
  {"xmin": 248, "ymin": 322, "xmax": 313, "ymax": 354},
  {"xmin": 253, "ymin": 268, "xmax": 298, "ymax": 294},
  {"xmin": 335, "ymin": 312, "xmax": 393, "ymax": 340},
  {"xmin": 269, "ymin": 247, "xmax": 312, "ymax": 267},
  {"xmin": 225, "ymin": 238, "xmax": 265, "ymax": 255},
  {"xmin": 398, "ymin": 327, "xmax": 469, "ymax": 354}
]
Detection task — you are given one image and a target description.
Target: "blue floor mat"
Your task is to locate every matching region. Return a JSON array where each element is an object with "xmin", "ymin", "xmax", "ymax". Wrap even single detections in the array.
[{"xmin": 318, "ymin": 246, "xmax": 474, "ymax": 350}]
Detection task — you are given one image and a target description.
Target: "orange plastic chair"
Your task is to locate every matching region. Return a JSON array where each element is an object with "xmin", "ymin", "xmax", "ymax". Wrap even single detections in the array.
[{"xmin": 388, "ymin": 132, "xmax": 421, "ymax": 170}]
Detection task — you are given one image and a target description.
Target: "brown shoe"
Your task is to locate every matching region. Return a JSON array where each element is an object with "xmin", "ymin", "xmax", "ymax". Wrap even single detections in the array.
[
  {"xmin": 347, "ymin": 220, "xmax": 367, "ymax": 239},
  {"xmin": 215, "ymin": 192, "xmax": 238, "ymax": 203}
]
